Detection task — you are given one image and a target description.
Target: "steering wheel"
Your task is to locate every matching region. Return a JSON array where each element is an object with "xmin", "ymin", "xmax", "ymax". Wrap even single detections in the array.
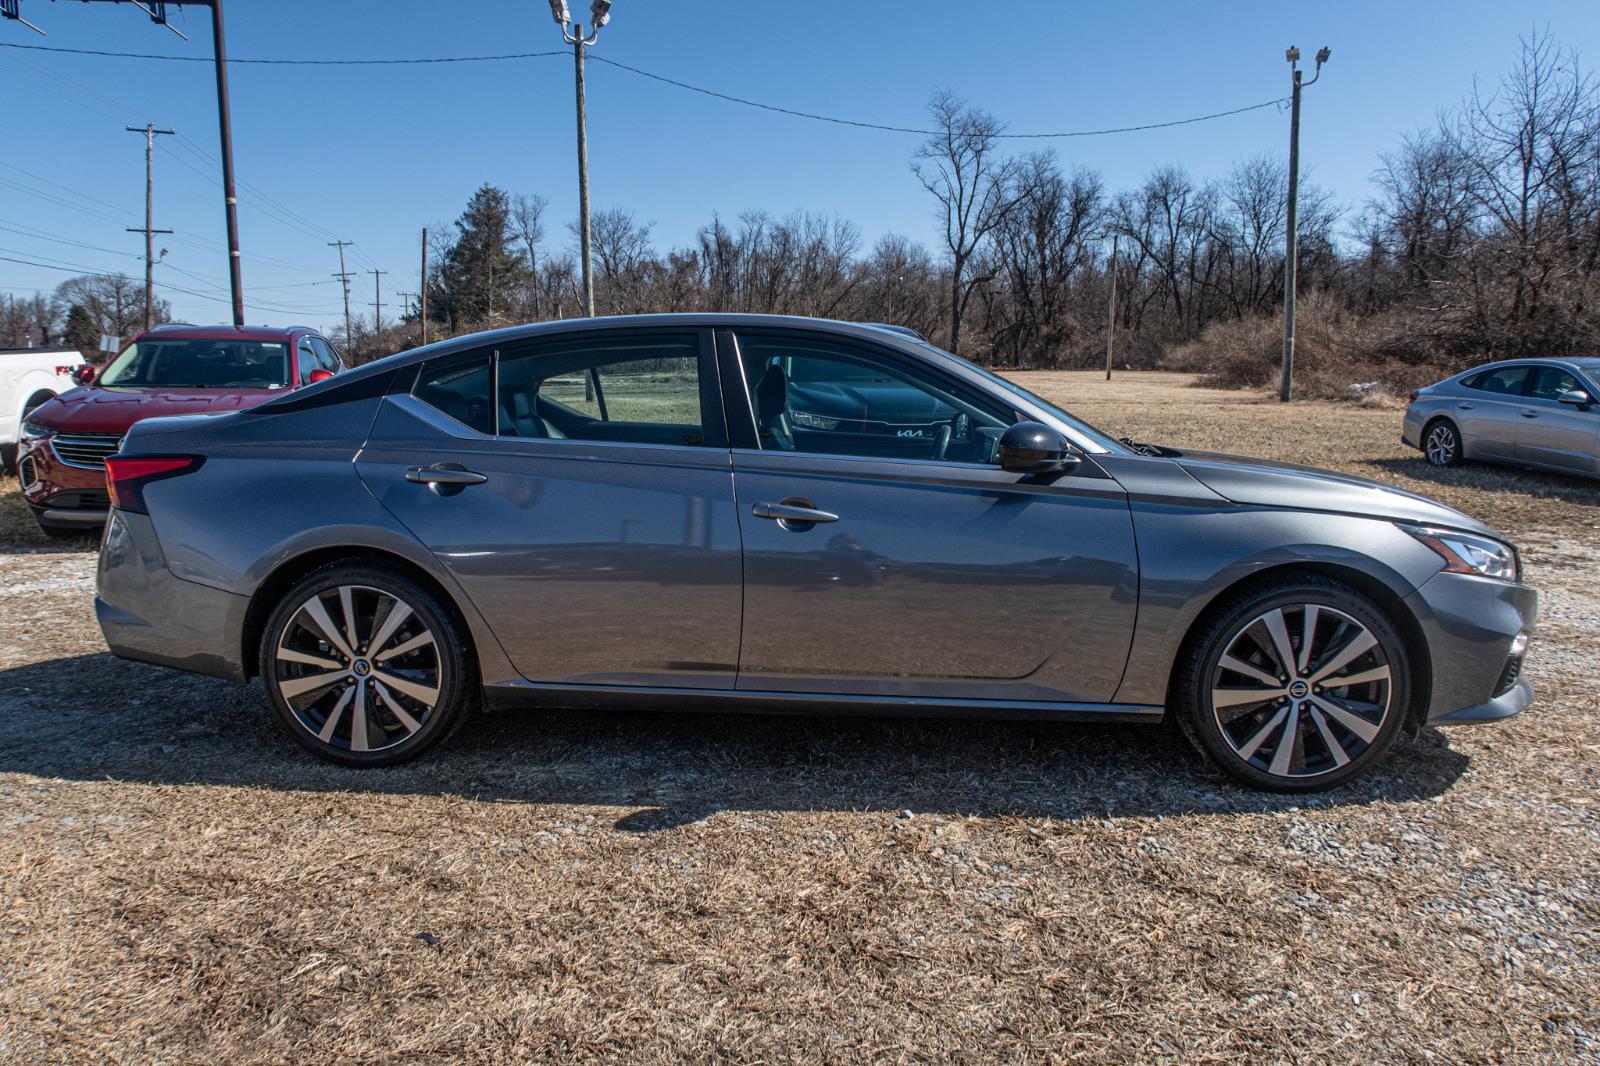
[
  {"xmin": 932, "ymin": 412, "xmax": 966, "ymax": 461},
  {"xmin": 932, "ymin": 422, "xmax": 952, "ymax": 461}
]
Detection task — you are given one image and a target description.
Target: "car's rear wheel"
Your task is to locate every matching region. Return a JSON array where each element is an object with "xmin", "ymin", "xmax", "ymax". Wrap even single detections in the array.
[
  {"xmin": 1174, "ymin": 577, "xmax": 1411, "ymax": 792},
  {"xmin": 1423, "ymin": 418, "xmax": 1462, "ymax": 467},
  {"xmin": 259, "ymin": 564, "xmax": 476, "ymax": 766}
]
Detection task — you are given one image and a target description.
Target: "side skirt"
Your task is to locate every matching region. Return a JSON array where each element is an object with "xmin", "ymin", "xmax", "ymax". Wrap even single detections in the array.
[{"xmin": 482, "ymin": 679, "xmax": 1165, "ymax": 724}]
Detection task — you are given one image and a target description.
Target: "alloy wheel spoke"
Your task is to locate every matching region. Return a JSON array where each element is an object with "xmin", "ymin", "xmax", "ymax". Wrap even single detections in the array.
[
  {"xmin": 1236, "ymin": 706, "xmax": 1289, "ymax": 759},
  {"xmin": 1261, "ymin": 609, "xmax": 1297, "ymax": 679},
  {"xmin": 338, "ymin": 586, "xmax": 359, "ymax": 651},
  {"xmin": 1297, "ymin": 605, "xmax": 1320, "ymax": 674},
  {"xmin": 350, "ymin": 682, "xmax": 370, "ymax": 752},
  {"xmin": 1310, "ymin": 694, "xmax": 1380, "ymax": 743},
  {"xmin": 367, "ymin": 602, "xmax": 414, "ymax": 659},
  {"xmin": 279, "ymin": 669, "xmax": 346, "ymax": 700},
  {"xmin": 1267, "ymin": 703, "xmax": 1301, "ymax": 777},
  {"xmin": 318, "ymin": 686, "xmax": 354, "ymax": 742},
  {"xmin": 1219, "ymin": 653, "xmax": 1282, "ymax": 689},
  {"xmin": 375, "ymin": 630, "xmax": 435, "ymax": 664},
  {"xmin": 1308, "ymin": 630, "xmax": 1378, "ymax": 684},
  {"xmin": 1213, "ymin": 685, "xmax": 1287, "ymax": 709},
  {"xmin": 301, "ymin": 597, "xmax": 356, "ymax": 661},
  {"xmin": 374, "ymin": 681, "xmax": 424, "ymax": 734},
  {"xmin": 276, "ymin": 647, "xmax": 342, "ymax": 670},
  {"xmin": 1321, "ymin": 663, "xmax": 1391, "ymax": 689},
  {"xmin": 372, "ymin": 669, "xmax": 438, "ymax": 707},
  {"xmin": 1307, "ymin": 705, "xmax": 1351, "ymax": 768}
]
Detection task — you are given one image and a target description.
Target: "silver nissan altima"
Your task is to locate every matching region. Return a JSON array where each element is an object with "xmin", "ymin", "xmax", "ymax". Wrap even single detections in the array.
[{"xmin": 95, "ymin": 315, "xmax": 1538, "ymax": 791}]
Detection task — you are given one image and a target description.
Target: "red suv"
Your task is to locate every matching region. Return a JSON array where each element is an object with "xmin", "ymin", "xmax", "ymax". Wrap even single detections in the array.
[{"xmin": 17, "ymin": 323, "xmax": 344, "ymax": 536}]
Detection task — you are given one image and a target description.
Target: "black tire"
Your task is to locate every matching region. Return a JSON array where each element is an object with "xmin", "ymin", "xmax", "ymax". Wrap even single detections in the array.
[
  {"xmin": 259, "ymin": 563, "xmax": 478, "ymax": 767},
  {"xmin": 0, "ymin": 442, "xmax": 16, "ymax": 477},
  {"xmin": 1173, "ymin": 575, "xmax": 1411, "ymax": 792},
  {"xmin": 1422, "ymin": 418, "xmax": 1462, "ymax": 467}
]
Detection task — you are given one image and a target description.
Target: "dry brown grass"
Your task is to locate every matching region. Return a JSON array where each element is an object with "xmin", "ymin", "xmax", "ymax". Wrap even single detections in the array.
[{"xmin": 2, "ymin": 375, "xmax": 1598, "ymax": 1063}]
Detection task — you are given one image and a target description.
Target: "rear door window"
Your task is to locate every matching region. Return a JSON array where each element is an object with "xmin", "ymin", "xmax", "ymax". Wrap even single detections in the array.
[
  {"xmin": 414, "ymin": 354, "xmax": 494, "ymax": 435},
  {"xmin": 1463, "ymin": 366, "xmax": 1531, "ymax": 396}
]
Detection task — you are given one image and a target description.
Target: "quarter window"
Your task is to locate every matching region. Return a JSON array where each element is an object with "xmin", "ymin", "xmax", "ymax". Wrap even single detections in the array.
[
  {"xmin": 414, "ymin": 354, "xmax": 494, "ymax": 435},
  {"xmin": 734, "ymin": 333, "xmax": 1011, "ymax": 463},
  {"xmin": 497, "ymin": 334, "xmax": 708, "ymax": 446},
  {"xmin": 1463, "ymin": 366, "xmax": 1531, "ymax": 396},
  {"xmin": 1528, "ymin": 366, "xmax": 1580, "ymax": 401}
]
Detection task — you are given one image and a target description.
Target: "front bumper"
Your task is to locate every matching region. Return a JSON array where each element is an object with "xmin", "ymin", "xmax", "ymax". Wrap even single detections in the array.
[
  {"xmin": 96, "ymin": 508, "xmax": 250, "ymax": 682},
  {"xmin": 1405, "ymin": 569, "xmax": 1538, "ymax": 725},
  {"xmin": 17, "ymin": 435, "xmax": 111, "ymax": 524}
]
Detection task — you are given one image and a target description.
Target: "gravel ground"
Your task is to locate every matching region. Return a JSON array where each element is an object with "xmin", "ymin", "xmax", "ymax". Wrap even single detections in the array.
[{"xmin": 1, "ymin": 372, "xmax": 1597, "ymax": 1063}]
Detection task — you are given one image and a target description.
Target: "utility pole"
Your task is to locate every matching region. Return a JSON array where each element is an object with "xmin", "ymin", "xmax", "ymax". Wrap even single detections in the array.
[
  {"xmin": 397, "ymin": 292, "xmax": 416, "ymax": 320},
  {"xmin": 551, "ymin": 1, "xmax": 612, "ymax": 318},
  {"xmin": 368, "ymin": 268, "xmax": 388, "ymax": 333},
  {"xmin": 328, "ymin": 240, "xmax": 354, "ymax": 352},
  {"xmin": 5, "ymin": 0, "xmax": 246, "ymax": 325},
  {"xmin": 1280, "ymin": 45, "xmax": 1331, "ymax": 402},
  {"xmin": 1104, "ymin": 231, "xmax": 1119, "ymax": 382},
  {"xmin": 125, "ymin": 123, "xmax": 175, "ymax": 331},
  {"xmin": 419, "ymin": 227, "xmax": 429, "ymax": 345}
]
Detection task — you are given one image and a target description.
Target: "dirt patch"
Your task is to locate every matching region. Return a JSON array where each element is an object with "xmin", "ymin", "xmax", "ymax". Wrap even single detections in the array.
[{"xmin": 2, "ymin": 375, "xmax": 1597, "ymax": 1062}]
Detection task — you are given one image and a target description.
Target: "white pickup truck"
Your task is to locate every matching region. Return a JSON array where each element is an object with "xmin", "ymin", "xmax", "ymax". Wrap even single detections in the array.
[{"xmin": 1, "ymin": 347, "xmax": 89, "ymax": 475}]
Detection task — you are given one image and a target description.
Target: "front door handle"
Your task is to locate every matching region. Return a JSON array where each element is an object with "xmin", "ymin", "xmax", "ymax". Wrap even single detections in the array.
[
  {"xmin": 405, "ymin": 464, "xmax": 487, "ymax": 496},
  {"xmin": 1457, "ymin": 402, "xmax": 1475, "ymax": 410},
  {"xmin": 1520, "ymin": 409, "xmax": 1539, "ymax": 418},
  {"xmin": 752, "ymin": 500, "xmax": 839, "ymax": 525}
]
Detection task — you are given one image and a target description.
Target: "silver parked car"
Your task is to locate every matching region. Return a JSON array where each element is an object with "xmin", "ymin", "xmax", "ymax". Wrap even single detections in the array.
[
  {"xmin": 96, "ymin": 315, "xmax": 1538, "ymax": 792},
  {"xmin": 1403, "ymin": 358, "xmax": 1600, "ymax": 478}
]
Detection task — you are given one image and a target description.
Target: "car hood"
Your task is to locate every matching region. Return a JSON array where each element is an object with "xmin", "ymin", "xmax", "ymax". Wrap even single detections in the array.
[
  {"xmin": 1175, "ymin": 450, "xmax": 1496, "ymax": 535},
  {"xmin": 26, "ymin": 385, "xmax": 284, "ymax": 435}
]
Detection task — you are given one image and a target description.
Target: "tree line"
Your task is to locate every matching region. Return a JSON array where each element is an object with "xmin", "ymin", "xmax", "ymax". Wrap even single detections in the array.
[{"xmin": 7, "ymin": 34, "xmax": 1594, "ymax": 395}]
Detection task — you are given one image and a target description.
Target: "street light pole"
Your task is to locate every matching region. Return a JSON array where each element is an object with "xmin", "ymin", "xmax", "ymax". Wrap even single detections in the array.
[
  {"xmin": 551, "ymin": 1, "xmax": 611, "ymax": 318},
  {"xmin": 1279, "ymin": 44, "xmax": 1329, "ymax": 402}
]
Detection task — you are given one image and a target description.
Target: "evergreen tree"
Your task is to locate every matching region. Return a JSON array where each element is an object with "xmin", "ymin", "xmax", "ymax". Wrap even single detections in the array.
[
  {"xmin": 63, "ymin": 303, "xmax": 99, "ymax": 358},
  {"xmin": 437, "ymin": 184, "xmax": 529, "ymax": 328}
]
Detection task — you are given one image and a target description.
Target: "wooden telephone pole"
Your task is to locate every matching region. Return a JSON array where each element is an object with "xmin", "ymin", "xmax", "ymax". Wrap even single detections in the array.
[
  {"xmin": 328, "ymin": 240, "xmax": 354, "ymax": 352},
  {"xmin": 125, "ymin": 123, "xmax": 175, "ymax": 331}
]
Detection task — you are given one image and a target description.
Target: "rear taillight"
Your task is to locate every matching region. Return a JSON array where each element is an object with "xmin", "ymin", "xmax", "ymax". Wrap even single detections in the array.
[{"xmin": 105, "ymin": 455, "xmax": 204, "ymax": 514}]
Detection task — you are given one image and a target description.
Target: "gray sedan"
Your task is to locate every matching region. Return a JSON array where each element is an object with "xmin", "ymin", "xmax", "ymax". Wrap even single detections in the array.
[
  {"xmin": 1403, "ymin": 358, "xmax": 1600, "ymax": 478},
  {"xmin": 95, "ymin": 314, "xmax": 1538, "ymax": 792}
]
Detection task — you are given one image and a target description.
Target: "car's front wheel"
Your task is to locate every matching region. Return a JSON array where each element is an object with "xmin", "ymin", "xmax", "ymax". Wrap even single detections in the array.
[
  {"xmin": 259, "ymin": 564, "xmax": 477, "ymax": 766},
  {"xmin": 1174, "ymin": 577, "xmax": 1411, "ymax": 792}
]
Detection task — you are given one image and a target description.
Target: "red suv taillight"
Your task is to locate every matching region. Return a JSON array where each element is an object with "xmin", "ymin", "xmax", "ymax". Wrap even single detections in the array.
[{"xmin": 104, "ymin": 456, "xmax": 205, "ymax": 514}]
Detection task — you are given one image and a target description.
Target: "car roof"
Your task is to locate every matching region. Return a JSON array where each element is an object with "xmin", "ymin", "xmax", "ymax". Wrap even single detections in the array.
[{"xmin": 136, "ymin": 323, "xmax": 315, "ymax": 342}]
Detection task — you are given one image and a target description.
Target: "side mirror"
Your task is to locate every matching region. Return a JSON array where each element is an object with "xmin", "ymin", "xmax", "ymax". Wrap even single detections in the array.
[
  {"xmin": 71, "ymin": 364, "xmax": 96, "ymax": 386},
  {"xmin": 307, "ymin": 368, "xmax": 336, "ymax": 384},
  {"xmin": 997, "ymin": 421, "xmax": 1079, "ymax": 474},
  {"xmin": 1557, "ymin": 389, "xmax": 1592, "ymax": 409}
]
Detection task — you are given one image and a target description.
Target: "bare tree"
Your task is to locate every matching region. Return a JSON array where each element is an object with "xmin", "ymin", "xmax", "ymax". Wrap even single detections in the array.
[
  {"xmin": 913, "ymin": 90, "xmax": 1028, "ymax": 355},
  {"xmin": 511, "ymin": 192, "xmax": 549, "ymax": 319}
]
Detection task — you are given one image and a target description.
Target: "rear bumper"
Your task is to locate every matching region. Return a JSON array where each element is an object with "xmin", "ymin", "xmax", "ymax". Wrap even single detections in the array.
[
  {"xmin": 1405, "ymin": 569, "xmax": 1539, "ymax": 725},
  {"xmin": 96, "ymin": 508, "xmax": 249, "ymax": 683}
]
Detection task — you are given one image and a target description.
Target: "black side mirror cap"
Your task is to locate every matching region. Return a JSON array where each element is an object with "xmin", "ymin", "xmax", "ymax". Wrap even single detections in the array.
[{"xmin": 998, "ymin": 421, "xmax": 1080, "ymax": 474}]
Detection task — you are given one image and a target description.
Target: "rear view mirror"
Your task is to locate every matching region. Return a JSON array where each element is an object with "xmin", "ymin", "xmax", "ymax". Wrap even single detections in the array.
[
  {"xmin": 71, "ymin": 364, "xmax": 96, "ymax": 386},
  {"xmin": 998, "ymin": 421, "xmax": 1080, "ymax": 474},
  {"xmin": 1557, "ymin": 389, "xmax": 1592, "ymax": 409}
]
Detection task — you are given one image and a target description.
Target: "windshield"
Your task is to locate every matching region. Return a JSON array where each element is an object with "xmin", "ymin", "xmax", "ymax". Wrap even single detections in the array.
[
  {"xmin": 98, "ymin": 338, "xmax": 290, "ymax": 389},
  {"xmin": 908, "ymin": 341, "xmax": 1128, "ymax": 454}
]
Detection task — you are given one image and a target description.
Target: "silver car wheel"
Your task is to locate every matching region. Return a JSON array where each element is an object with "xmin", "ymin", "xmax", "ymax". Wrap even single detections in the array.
[
  {"xmin": 1209, "ymin": 604, "xmax": 1393, "ymax": 780},
  {"xmin": 1424, "ymin": 423, "xmax": 1458, "ymax": 466},
  {"xmin": 273, "ymin": 584, "xmax": 441, "ymax": 753}
]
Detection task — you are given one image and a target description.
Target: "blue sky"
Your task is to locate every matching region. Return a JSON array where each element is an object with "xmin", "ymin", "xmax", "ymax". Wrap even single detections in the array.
[{"xmin": 2, "ymin": 0, "xmax": 1596, "ymax": 331}]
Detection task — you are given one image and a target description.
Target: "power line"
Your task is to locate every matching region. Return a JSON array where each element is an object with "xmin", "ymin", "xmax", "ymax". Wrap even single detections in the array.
[{"xmin": 1, "ymin": 39, "xmax": 1288, "ymax": 139}]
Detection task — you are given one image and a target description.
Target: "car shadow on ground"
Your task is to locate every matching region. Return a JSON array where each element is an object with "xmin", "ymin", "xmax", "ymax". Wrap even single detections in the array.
[
  {"xmin": 1361, "ymin": 456, "xmax": 1600, "ymax": 503},
  {"xmin": 0, "ymin": 653, "xmax": 1471, "ymax": 829}
]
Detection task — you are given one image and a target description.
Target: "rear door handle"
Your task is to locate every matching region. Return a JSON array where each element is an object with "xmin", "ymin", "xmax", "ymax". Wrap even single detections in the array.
[
  {"xmin": 405, "ymin": 465, "xmax": 487, "ymax": 495},
  {"xmin": 752, "ymin": 500, "xmax": 839, "ymax": 524}
]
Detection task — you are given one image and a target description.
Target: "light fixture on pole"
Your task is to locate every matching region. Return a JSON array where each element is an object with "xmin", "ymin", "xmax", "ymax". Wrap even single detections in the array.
[
  {"xmin": 551, "ymin": 0, "xmax": 614, "ymax": 318},
  {"xmin": 1279, "ymin": 43, "xmax": 1330, "ymax": 402}
]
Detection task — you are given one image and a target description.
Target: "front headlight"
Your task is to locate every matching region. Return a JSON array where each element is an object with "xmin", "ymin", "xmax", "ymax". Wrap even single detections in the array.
[
  {"xmin": 20, "ymin": 420, "xmax": 52, "ymax": 441},
  {"xmin": 1401, "ymin": 524, "xmax": 1520, "ymax": 582},
  {"xmin": 790, "ymin": 410, "xmax": 841, "ymax": 430}
]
